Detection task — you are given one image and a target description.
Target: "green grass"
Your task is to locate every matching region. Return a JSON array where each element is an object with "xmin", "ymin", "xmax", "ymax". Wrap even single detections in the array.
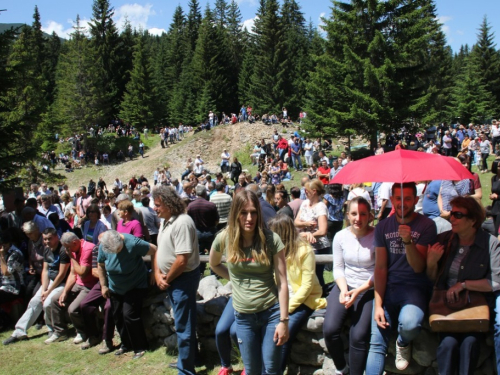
[{"xmin": 0, "ymin": 325, "xmax": 242, "ymax": 375}]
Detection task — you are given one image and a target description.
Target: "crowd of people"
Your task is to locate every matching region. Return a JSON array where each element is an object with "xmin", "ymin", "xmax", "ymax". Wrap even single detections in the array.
[{"xmin": 2, "ymin": 119, "xmax": 500, "ymax": 375}]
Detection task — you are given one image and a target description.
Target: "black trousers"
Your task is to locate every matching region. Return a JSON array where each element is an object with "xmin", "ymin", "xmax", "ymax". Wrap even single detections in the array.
[{"xmin": 110, "ymin": 288, "xmax": 148, "ymax": 353}]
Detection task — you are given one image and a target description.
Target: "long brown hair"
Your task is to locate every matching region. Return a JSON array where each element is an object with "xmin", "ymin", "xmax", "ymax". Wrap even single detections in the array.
[{"xmin": 222, "ymin": 190, "xmax": 270, "ymax": 265}]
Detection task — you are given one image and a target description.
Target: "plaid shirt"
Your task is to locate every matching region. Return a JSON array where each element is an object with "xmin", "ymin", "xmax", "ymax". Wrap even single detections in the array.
[{"xmin": 0, "ymin": 245, "xmax": 25, "ymax": 295}]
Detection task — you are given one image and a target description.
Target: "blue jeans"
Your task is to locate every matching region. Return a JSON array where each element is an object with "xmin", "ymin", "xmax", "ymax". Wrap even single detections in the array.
[
  {"xmin": 168, "ymin": 268, "xmax": 200, "ymax": 375},
  {"xmin": 291, "ymin": 154, "xmax": 302, "ymax": 170},
  {"xmin": 365, "ymin": 284, "xmax": 428, "ymax": 375},
  {"xmin": 215, "ymin": 297, "xmax": 238, "ymax": 368},
  {"xmin": 281, "ymin": 304, "xmax": 313, "ymax": 372},
  {"xmin": 494, "ymin": 291, "xmax": 500, "ymax": 374},
  {"xmin": 235, "ymin": 302, "xmax": 282, "ymax": 375}
]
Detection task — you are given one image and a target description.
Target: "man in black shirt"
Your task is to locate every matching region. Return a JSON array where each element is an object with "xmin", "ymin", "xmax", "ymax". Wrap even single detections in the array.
[{"xmin": 3, "ymin": 228, "xmax": 70, "ymax": 345}]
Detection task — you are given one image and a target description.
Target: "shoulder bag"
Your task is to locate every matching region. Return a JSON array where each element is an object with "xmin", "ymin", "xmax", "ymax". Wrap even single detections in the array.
[{"xmin": 428, "ymin": 234, "xmax": 489, "ymax": 332}]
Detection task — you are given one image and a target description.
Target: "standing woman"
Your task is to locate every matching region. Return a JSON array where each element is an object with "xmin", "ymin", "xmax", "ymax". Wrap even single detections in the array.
[
  {"xmin": 479, "ymin": 133, "xmax": 492, "ymax": 173},
  {"xmin": 323, "ymin": 197, "xmax": 375, "ymax": 375},
  {"xmin": 295, "ymin": 179, "xmax": 330, "ymax": 287},
  {"xmin": 209, "ymin": 190, "xmax": 289, "ymax": 375},
  {"xmin": 230, "ymin": 157, "xmax": 243, "ymax": 185}
]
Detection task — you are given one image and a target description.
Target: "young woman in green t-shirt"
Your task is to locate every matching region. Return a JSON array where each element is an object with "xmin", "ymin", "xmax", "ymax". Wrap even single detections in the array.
[{"xmin": 210, "ymin": 190, "xmax": 289, "ymax": 375}]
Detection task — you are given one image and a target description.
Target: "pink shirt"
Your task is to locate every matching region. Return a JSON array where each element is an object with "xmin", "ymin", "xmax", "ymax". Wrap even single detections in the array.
[
  {"xmin": 117, "ymin": 219, "xmax": 143, "ymax": 238},
  {"xmin": 75, "ymin": 240, "xmax": 98, "ymax": 288}
]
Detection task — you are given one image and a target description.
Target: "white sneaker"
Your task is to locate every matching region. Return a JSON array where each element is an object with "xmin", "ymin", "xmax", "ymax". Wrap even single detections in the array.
[
  {"xmin": 44, "ymin": 333, "xmax": 68, "ymax": 344},
  {"xmin": 395, "ymin": 341, "xmax": 411, "ymax": 370},
  {"xmin": 73, "ymin": 333, "xmax": 86, "ymax": 344},
  {"xmin": 335, "ymin": 364, "xmax": 349, "ymax": 374}
]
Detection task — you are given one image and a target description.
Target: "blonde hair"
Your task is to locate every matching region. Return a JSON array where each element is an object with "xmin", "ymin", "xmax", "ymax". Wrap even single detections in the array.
[
  {"xmin": 268, "ymin": 214, "xmax": 308, "ymax": 269},
  {"xmin": 305, "ymin": 179, "xmax": 325, "ymax": 196},
  {"xmin": 222, "ymin": 190, "xmax": 271, "ymax": 265}
]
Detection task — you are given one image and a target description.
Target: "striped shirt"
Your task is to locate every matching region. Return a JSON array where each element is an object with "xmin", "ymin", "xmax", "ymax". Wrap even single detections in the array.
[{"xmin": 210, "ymin": 193, "xmax": 232, "ymax": 224}]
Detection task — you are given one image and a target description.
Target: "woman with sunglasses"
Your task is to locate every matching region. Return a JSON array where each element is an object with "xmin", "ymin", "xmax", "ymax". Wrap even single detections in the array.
[
  {"xmin": 210, "ymin": 190, "xmax": 289, "ymax": 375},
  {"xmin": 427, "ymin": 196, "xmax": 500, "ymax": 374},
  {"xmin": 295, "ymin": 179, "xmax": 330, "ymax": 286}
]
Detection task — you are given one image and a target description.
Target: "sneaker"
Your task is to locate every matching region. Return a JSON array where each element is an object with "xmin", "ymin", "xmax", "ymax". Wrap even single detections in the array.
[
  {"xmin": 35, "ymin": 323, "xmax": 44, "ymax": 330},
  {"xmin": 335, "ymin": 364, "xmax": 349, "ymax": 374},
  {"xmin": 3, "ymin": 335, "xmax": 27, "ymax": 345},
  {"xmin": 73, "ymin": 333, "xmax": 86, "ymax": 345},
  {"xmin": 217, "ymin": 367, "xmax": 234, "ymax": 375},
  {"xmin": 81, "ymin": 336, "xmax": 100, "ymax": 350},
  {"xmin": 98, "ymin": 340, "xmax": 113, "ymax": 355},
  {"xmin": 44, "ymin": 333, "xmax": 68, "ymax": 344},
  {"xmin": 395, "ymin": 341, "xmax": 411, "ymax": 370}
]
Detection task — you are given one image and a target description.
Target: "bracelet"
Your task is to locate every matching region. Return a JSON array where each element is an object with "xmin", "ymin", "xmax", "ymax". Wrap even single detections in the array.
[
  {"xmin": 461, "ymin": 281, "xmax": 466, "ymax": 291},
  {"xmin": 279, "ymin": 317, "xmax": 289, "ymax": 322}
]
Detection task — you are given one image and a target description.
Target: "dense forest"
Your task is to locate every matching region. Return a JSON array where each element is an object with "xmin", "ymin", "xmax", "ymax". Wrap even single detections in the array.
[{"xmin": 1, "ymin": 0, "xmax": 499, "ymax": 190}]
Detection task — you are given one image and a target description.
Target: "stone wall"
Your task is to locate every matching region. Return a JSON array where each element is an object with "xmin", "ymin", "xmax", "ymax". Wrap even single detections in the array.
[{"xmin": 141, "ymin": 276, "xmax": 496, "ymax": 374}]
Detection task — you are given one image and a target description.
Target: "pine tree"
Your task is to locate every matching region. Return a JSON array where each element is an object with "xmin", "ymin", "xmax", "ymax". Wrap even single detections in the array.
[
  {"xmin": 44, "ymin": 32, "xmax": 61, "ymax": 105},
  {"xmin": 52, "ymin": 16, "xmax": 104, "ymax": 136},
  {"xmin": 187, "ymin": 0, "xmax": 202, "ymax": 53},
  {"xmin": 451, "ymin": 53, "xmax": 493, "ymax": 124},
  {"xmin": 0, "ymin": 26, "xmax": 46, "ymax": 188},
  {"xmin": 248, "ymin": 0, "xmax": 286, "ymax": 114},
  {"xmin": 120, "ymin": 34, "xmax": 155, "ymax": 129},
  {"xmin": 304, "ymin": 0, "xmax": 440, "ymax": 147},
  {"xmin": 471, "ymin": 16, "xmax": 500, "ymax": 113},
  {"xmin": 88, "ymin": 0, "xmax": 121, "ymax": 119}
]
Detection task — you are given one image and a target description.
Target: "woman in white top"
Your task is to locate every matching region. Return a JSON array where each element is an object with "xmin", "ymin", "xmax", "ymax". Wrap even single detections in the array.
[
  {"xmin": 295, "ymin": 179, "xmax": 330, "ymax": 286},
  {"xmin": 323, "ymin": 197, "xmax": 375, "ymax": 375},
  {"xmin": 347, "ymin": 183, "xmax": 372, "ymax": 208}
]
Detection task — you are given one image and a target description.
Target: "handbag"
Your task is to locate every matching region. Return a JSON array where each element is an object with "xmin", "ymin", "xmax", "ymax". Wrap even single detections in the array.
[{"xmin": 428, "ymin": 234, "xmax": 490, "ymax": 333}]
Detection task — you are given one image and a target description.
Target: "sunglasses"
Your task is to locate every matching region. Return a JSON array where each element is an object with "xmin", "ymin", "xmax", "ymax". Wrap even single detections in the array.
[{"xmin": 450, "ymin": 211, "xmax": 468, "ymax": 219}]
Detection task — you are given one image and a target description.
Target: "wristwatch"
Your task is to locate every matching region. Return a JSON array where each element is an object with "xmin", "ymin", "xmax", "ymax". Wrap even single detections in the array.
[
  {"xmin": 461, "ymin": 281, "xmax": 466, "ymax": 290},
  {"xmin": 401, "ymin": 238, "xmax": 413, "ymax": 245}
]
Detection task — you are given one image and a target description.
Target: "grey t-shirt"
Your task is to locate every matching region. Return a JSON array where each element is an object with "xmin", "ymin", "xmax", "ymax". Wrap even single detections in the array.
[{"xmin": 157, "ymin": 214, "xmax": 200, "ymax": 274}]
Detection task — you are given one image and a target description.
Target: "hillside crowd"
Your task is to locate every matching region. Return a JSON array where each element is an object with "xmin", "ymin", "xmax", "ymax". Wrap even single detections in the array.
[{"xmin": 2, "ymin": 119, "xmax": 500, "ymax": 375}]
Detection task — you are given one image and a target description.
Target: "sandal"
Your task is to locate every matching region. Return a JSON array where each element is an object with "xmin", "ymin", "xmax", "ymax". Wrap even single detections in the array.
[{"xmin": 132, "ymin": 351, "xmax": 146, "ymax": 360}]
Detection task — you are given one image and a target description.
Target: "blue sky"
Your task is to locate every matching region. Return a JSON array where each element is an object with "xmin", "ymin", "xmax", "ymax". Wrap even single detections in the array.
[{"xmin": 0, "ymin": 0, "xmax": 498, "ymax": 53}]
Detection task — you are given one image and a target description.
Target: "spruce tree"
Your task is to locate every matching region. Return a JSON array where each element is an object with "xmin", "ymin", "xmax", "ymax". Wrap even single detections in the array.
[
  {"xmin": 471, "ymin": 16, "xmax": 500, "ymax": 114},
  {"xmin": 451, "ymin": 53, "xmax": 493, "ymax": 124},
  {"xmin": 52, "ymin": 16, "xmax": 104, "ymax": 136},
  {"xmin": 88, "ymin": 0, "xmax": 121, "ymax": 119},
  {"xmin": 248, "ymin": 0, "xmax": 285, "ymax": 114},
  {"xmin": 0, "ymin": 26, "xmax": 46, "ymax": 188},
  {"xmin": 120, "ymin": 34, "xmax": 155, "ymax": 129}
]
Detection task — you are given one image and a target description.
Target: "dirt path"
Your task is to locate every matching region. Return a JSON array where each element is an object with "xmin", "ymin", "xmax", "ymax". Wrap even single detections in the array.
[{"xmin": 56, "ymin": 122, "xmax": 283, "ymax": 191}]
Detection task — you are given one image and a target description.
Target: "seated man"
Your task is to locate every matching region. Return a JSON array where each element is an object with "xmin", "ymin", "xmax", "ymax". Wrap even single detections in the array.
[
  {"xmin": 3, "ymin": 229, "xmax": 70, "ymax": 345},
  {"xmin": 46, "ymin": 232, "xmax": 97, "ymax": 344},
  {"xmin": 366, "ymin": 182, "xmax": 437, "ymax": 374}
]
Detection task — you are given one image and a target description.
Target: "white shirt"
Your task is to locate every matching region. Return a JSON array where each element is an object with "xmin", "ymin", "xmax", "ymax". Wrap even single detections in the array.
[
  {"xmin": 377, "ymin": 182, "xmax": 393, "ymax": 209},
  {"xmin": 333, "ymin": 227, "xmax": 375, "ymax": 291},
  {"xmin": 221, "ymin": 152, "xmax": 230, "ymax": 161}
]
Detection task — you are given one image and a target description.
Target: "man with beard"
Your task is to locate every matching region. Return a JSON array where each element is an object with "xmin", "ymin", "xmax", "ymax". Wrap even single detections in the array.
[{"xmin": 366, "ymin": 182, "xmax": 437, "ymax": 374}]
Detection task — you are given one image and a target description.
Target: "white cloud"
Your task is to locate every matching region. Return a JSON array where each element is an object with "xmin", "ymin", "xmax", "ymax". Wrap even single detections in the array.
[
  {"xmin": 42, "ymin": 17, "xmax": 92, "ymax": 39},
  {"xmin": 148, "ymin": 27, "xmax": 166, "ymax": 36},
  {"xmin": 242, "ymin": 16, "xmax": 257, "ymax": 33},
  {"xmin": 436, "ymin": 15, "xmax": 453, "ymax": 42},
  {"xmin": 438, "ymin": 16, "xmax": 452, "ymax": 24},
  {"xmin": 318, "ymin": 12, "xmax": 326, "ymax": 31},
  {"xmin": 457, "ymin": 30, "xmax": 464, "ymax": 35},
  {"xmin": 115, "ymin": 3, "xmax": 156, "ymax": 30}
]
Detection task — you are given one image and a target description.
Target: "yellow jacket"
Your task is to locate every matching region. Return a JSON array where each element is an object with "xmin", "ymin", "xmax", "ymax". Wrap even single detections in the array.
[{"xmin": 287, "ymin": 243, "xmax": 327, "ymax": 313}]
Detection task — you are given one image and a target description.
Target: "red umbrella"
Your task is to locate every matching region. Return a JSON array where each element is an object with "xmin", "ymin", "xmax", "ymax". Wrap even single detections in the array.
[{"xmin": 330, "ymin": 149, "xmax": 473, "ymax": 184}]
